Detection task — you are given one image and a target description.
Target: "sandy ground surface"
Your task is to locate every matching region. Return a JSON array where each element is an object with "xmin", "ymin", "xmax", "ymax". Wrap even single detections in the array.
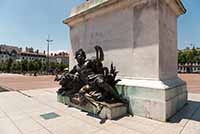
[
  {"xmin": 178, "ymin": 73, "xmax": 200, "ymax": 94},
  {"xmin": 0, "ymin": 73, "xmax": 59, "ymax": 91},
  {"xmin": 0, "ymin": 73, "xmax": 200, "ymax": 93}
]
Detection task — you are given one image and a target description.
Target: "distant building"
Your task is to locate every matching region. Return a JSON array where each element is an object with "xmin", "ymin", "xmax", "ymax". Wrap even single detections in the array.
[
  {"xmin": 19, "ymin": 52, "xmax": 46, "ymax": 63},
  {"xmin": 16, "ymin": 47, "xmax": 46, "ymax": 63},
  {"xmin": 0, "ymin": 44, "xmax": 69, "ymax": 65},
  {"xmin": 0, "ymin": 44, "xmax": 21, "ymax": 63},
  {"xmin": 49, "ymin": 52, "xmax": 69, "ymax": 65},
  {"xmin": 178, "ymin": 63, "xmax": 200, "ymax": 73},
  {"xmin": 0, "ymin": 51, "xmax": 10, "ymax": 63},
  {"xmin": 0, "ymin": 44, "xmax": 22, "ymax": 54},
  {"xmin": 25, "ymin": 47, "xmax": 34, "ymax": 53}
]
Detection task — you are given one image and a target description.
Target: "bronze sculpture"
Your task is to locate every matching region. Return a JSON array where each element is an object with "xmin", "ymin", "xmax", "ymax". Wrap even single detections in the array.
[{"xmin": 57, "ymin": 46, "xmax": 122, "ymax": 112}]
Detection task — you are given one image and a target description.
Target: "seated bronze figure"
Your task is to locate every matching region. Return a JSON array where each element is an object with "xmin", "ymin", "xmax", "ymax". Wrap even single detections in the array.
[{"xmin": 57, "ymin": 46, "xmax": 122, "ymax": 111}]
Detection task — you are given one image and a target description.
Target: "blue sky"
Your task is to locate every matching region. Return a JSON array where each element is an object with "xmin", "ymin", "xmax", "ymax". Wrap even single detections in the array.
[
  {"xmin": 0, "ymin": 0, "xmax": 199, "ymax": 52},
  {"xmin": 178, "ymin": 0, "xmax": 200, "ymax": 49}
]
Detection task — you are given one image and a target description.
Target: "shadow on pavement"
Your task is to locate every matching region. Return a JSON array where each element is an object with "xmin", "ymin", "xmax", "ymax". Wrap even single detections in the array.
[
  {"xmin": 169, "ymin": 100, "xmax": 200, "ymax": 123},
  {"xmin": 0, "ymin": 86, "xmax": 10, "ymax": 92}
]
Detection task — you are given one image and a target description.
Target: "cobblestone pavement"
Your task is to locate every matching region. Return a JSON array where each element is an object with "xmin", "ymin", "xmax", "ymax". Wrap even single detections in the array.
[
  {"xmin": 0, "ymin": 73, "xmax": 59, "ymax": 91},
  {"xmin": 0, "ymin": 88, "xmax": 200, "ymax": 134}
]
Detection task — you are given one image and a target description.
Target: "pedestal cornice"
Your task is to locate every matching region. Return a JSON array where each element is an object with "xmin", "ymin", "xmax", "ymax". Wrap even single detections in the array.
[{"xmin": 63, "ymin": 0, "xmax": 186, "ymax": 26}]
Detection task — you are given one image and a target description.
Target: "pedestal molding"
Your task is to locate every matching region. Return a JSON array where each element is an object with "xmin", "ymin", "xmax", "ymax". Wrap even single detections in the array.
[
  {"xmin": 64, "ymin": 0, "xmax": 186, "ymax": 26},
  {"xmin": 118, "ymin": 77, "xmax": 186, "ymax": 90}
]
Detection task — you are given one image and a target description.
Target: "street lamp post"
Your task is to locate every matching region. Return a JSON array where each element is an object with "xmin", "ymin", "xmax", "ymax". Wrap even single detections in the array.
[{"xmin": 46, "ymin": 35, "xmax": 53, "ymax": 74}]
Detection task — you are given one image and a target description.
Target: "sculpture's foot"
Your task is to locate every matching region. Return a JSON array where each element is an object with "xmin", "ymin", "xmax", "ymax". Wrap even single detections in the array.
[
  {"xmin": 60, "ymin": 91, "xmax": 66, "ymax": 96},
  {"xmin": 57, "ymin": 89, "xmax": 66, "ymax": 96},
  {"xmin": 57, "ymin": 89, "xmax": 64, "ymax": 94},
  {"xmin": 100, "ymin": 118, "xmax": 107, "ymax": 124}
]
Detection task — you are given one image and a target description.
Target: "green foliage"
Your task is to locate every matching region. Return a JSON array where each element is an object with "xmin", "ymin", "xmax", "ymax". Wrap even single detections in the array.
[
  {"xmin": 0, "ymin": 59, "xmax": 68, "ymax": 74},
  {"xmin": 36, "ymin": 60, "xmax": 42, "ymax": 71},
  {"xmin": 0, "ymin": 63, "xmax": 5, "ymax": 72},
  {"xmin": 58, "ymin": 63, "xmax": 68, "ymax": 72},
  {"xmin": 15, "ymin": 62, "xmax": 22, "ymax": 72},
  {"xmin": 178, "ymin": 47, "xmax": 200, "ymax": 64},
  {"xmin": 5, "ymin": 58, "xmax": 13, "ymax": 73},
  {"xmin": 11, "ymin": 62, "xmax": 17, "ymax": 72},
  {"xmin": 21, "ymin": 60, "xmax": 28, "ymax": 72},
  {"xmin": 49, "ymin": 62, "xmax": 56, "ymax": 70},
  {"xmin": 42, "ymin": 63, "xmax": 47, "ymax": 72},
  {"xmin": 28, "ymin": 61, "xmax": 35, "ymax": 72}
]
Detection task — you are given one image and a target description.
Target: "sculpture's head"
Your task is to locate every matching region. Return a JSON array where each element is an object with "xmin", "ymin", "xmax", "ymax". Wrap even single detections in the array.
[{"xmin": 75, "ymin": 49, "xmax": 86, "ymax": 65}]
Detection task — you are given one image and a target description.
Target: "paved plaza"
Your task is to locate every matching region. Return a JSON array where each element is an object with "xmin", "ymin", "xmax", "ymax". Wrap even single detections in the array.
[
  {"xmin": 178, "ymin": 74, "xmax": 200, "ymax": 94},
  {"xmin": 1, "ymin": 73, "xmax": 200, "ymax": 93},
  {"xmin": 0, "ymin": 74, "xmax": 59, "ymax": 91},
  {"xmin": 0, "ymin": 88, "xmax": 199, "ymax": 134},
  {"xmin": 0, "ymin": 73, "xmax": 200, "ymax": 134}
]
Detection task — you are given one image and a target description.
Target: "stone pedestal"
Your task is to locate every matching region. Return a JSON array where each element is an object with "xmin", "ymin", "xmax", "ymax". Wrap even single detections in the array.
[
  {"xmin": 57, "ymin": 94, "xmax": 128, "ymax": 120},
  {"xmin": 64, "ymin": 0, "xmax": 187, "ymax": 121}
]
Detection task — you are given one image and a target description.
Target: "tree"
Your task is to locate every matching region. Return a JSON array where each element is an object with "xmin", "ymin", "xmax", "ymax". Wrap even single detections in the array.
[
  {"xmin": 0, "ymin": 63, "xmax": 3, "ymax": 72},
  {"xmin": 21, "ymin": 60, "xmax": 28, "ymax": 73},
  {"xmin": 28, "ymin": 61, "xmax": 34, "ymax": 72},
  {"xmin": 15, "ymin": 62, "xmax": 22, "ymax": 73},
  {"xmin": 33, "ymin": 60, "xmax": 40, "ymax": 72},
  {"xmin": 178, "ymin": 51, "xmax": 187, "ymax": 65},
  {"xmin": 36, "ymin": 60, "xmax": 42, "ymax": 72},
  {"xmin": 41, "ymin": 63, "xmax": 47, "ymax": 73},
  {"xmin": 178, "ymin": 47, "xmax": 200, "ymax": 64},
  {"xmin": 0, "ymin": 63, "xmax": 6, "ymax": 72},
  {"xmin": 192, "ymin": 46, "xmax": 198, "ymax": 56},
  {"xmin": 58, "ymin": 63, "xmax": 68, "ymax": 72},
  {"xmin": 5, "ymin": 58, "xmax": 13, "ymax": 73},
  {"xmin": 10, "ymin": 62, "xmax": 17, "ymax": 73}
]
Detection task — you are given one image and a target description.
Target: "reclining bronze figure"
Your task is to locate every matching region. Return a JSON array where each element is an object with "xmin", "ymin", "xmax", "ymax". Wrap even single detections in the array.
[{"xmin": 56, "ymin": 46, "xmax": 123, "ymax": 113}]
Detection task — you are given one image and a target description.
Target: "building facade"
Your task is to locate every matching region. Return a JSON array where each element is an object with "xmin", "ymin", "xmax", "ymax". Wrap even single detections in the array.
[
  {"xmin": 0, "ymin": 44, "xmax": 69, "ymax": 65},
  {"xmin": 19, "ymin": 52, "xmax": 46, "ymax": 63},
  {"xmin": 0, "ymin": 44, "xmax": 21, "ymax": 63},
  {"xmin": 49, "ymin": 52, "xmax": 69, "ymax": 65},
  {"xmin": 178, "ymin": 63, "xmax": 200, "ymax": 73}
]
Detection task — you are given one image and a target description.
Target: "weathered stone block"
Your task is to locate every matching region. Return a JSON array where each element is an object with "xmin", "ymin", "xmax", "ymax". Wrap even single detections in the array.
[
  {"xmin": 57, "ymin": 94, "xmax": 128, "ymax": 120},
  {"xmin": 116, "ymin": 78, "xmax": 187, "ymax": 121}
]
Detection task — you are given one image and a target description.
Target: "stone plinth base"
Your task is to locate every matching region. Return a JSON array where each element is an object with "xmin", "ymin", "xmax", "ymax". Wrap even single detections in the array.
[
  {"xmin": 57, "ymin": 94, "xmax": 128, "ymax": 120},
  {"xmin": 63, "ymin": 0, "xmax": 187, "ymax": 122},
  {"xmin": 116, "ymin": 77, "xmax": 188, "ymax": 121}
]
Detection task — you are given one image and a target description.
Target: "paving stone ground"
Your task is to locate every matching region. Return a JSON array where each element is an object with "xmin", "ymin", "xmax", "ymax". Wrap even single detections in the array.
[
  {"xmin": 0, "ymin": 73, "xmax": 200, "ymax": 134},
  {"xmin": 0, "ymin": 73, "xmax": 200, "ymax": 93},
  {"xmin": 178, "ymin": 73, "xmax": 200, "ymax": 94},
  {"xmin": 0, "ymin": 73, "xmax": 59, "ymax": 91},
  {"xmin": 0, "ymin": 88, "xmax": 200, "ymax": 134}
]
